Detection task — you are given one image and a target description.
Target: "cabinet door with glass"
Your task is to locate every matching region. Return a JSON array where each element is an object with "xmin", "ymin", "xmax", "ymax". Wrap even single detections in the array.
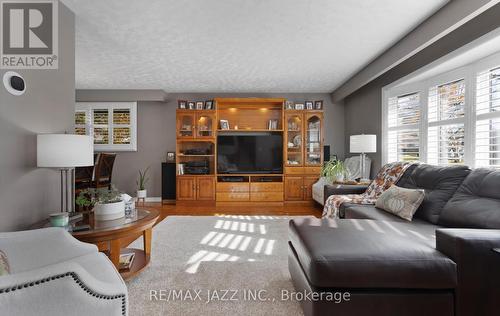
[
  {"xmin": 304, "ymin": 112, "xmax": 323, "ymax": 166},
  {"xmin": 285, "ymin": 112, "xmax": 304, "ymax": 166},
  {"xmin": 177, "ymin": 111, "xmax": 195, "ymax": 139},
  {"xmin": 195, "ymin": 112, "xmax": 216, "ymax": 139}
]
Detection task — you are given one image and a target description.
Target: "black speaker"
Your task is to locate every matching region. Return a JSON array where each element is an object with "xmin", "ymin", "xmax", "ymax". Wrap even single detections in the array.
[
  {"xmin": 162, "ymin": 162, "xmax": 176, "ymax": 203},
  {"xmin": 323, "ymin": 145, "xmax": 330, "ymax": 161}
]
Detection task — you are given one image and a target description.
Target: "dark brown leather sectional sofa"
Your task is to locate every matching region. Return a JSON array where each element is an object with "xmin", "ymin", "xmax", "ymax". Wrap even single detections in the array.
[{"xmin": 288, "ymin": 164, "xmax": 500, "ymax": 316}]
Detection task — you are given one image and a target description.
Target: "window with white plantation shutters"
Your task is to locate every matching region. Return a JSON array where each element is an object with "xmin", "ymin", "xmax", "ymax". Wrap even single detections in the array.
[
  {"xmin": 75, "ymin": 102, "xmax": 137, "ymax": 152},
  {"xmin": 383, "ymin": 51, "xmax": 500, "ymax": 168},
  {"xmin": 476, "ymin": 66, "xmax": 500, "ymax": 169},
  {"xmin": 386, "ymin": 93, "xmax": 421, "ymax": 162},
  {"xmin": 427, "ymin": 79, "xmax": 466, "ymax": 165}
]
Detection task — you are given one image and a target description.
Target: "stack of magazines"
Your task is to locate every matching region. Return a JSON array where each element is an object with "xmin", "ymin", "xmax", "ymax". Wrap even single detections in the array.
[{"xmin": 119, "ymin": 253, "xmax": 135, "ymax": 271}]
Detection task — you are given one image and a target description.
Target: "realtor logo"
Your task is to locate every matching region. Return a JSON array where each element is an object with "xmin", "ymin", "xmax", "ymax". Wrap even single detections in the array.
[{"xmin": 1, "ymin": 0, "xmax": 58, "ymax": 69}]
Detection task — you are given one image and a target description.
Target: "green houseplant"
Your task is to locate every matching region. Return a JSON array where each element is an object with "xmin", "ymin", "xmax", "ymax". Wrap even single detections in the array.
[
  {"xmin": 321, "ymin": 159, "xmax": 349, "ymax": 183},
  {"xmin": 76, "ymin": 186, "xmax": 124, "ymax": 220},
  {"xmin": 136, "ymin": 166, "xmax": 150, "ymax": 199}
]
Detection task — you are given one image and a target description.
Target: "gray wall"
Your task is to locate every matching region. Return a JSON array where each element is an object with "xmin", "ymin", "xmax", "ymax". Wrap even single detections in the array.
[
  {"xmin": 0, "ymin": 4, "xmax": 75, "ymax": 231},
  {"xmin": 344, "ymin": 4, "xmax": 500, "ymax": 176},
  {"xmin": 77, "ymin": 92, "xmax": 344, "ymax": 197}
]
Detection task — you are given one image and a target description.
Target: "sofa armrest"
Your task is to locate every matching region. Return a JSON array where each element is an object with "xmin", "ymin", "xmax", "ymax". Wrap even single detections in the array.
[
  {"xmin": 436, "ymin": 229, "xmax": 500, "ymax": 316},
  {"xmin": 0, "ymin": 257, "xmax": 128, "ymax": 315},
  {"xmin": 0, "ymin": 228, "xmax": 97, "ymax": 273},
  {"xmin": 324, "ymin": 184, "xmax": 368, "ymax": 204}
]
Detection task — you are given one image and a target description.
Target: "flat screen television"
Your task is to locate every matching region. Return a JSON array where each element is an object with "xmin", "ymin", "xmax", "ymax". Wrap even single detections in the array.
[{"xmin": 217, "ymin": 132, "xmax": 283, "ymax": 174}]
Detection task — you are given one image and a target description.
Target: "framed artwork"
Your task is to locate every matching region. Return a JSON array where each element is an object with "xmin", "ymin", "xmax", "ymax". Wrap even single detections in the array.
[
  {"xmin": 166, "ymin": 152, "xmax": 175, "ymax": 162},
  {"xmin": 315, "ymin": 100, "xmax": 323, "ymax": 110},
  {"xmin": 196, "ymin": 101, "xmax": 204, "ymax": 110},
  {"xmin": 220, "ymin": 119, "xmax": 230, "ymax": 130},
  {"xmin": 178, "ymin": 100, "xmax": 187, "ymax": 109},
  {"xmin": 305, "ymin": 101, "xmax": 314, "ymax": 110},
  {"xmin": 205, "ymin": 100, "xmax": 214, "ymax": 110},
  {"xmin": 285, "ymin": 101, "xmax": 294, "ymax": 110},
  {"xmin": 295, "ymin": 103, "xmax": 304, "ymax": 110},
  {"xmin": 187, "ymin": 101, "xmax": 195, "ymax": 109}
]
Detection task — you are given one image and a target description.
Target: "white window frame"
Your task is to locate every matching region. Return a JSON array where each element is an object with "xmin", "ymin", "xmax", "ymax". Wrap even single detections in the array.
[
  {"xmin": 382, "ymin": 51, "xmax": 500, "ymax": 168},
  {"xmin": 75, "ymin": 102, "xmax": 137, "ymax": 152}
]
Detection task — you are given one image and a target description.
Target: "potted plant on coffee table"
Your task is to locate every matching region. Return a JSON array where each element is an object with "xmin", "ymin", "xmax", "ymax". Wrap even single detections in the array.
[
  {"xmin": 136, "ymin": 166, "xmax": 150, "ymax": 200},
  {"xmin": 76, "ymin": 186, "xmax": 125, "ymax": 221}
]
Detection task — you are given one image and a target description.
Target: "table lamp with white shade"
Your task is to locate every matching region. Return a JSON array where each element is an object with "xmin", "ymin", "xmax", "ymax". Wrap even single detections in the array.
[
  {"xmin": 350, "ymin": 134, "xmax": 376, "ymax": 182},
  {"xmin": 37, "ymin": 134, "xmax": 94, "ymax": 213}
]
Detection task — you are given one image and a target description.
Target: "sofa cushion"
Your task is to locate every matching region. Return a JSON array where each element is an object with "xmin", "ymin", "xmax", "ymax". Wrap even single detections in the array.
[
  {"xmin": 289, "ymin": 218, "xmax": 456, "ymax": 289},
  {"xmin": 342, "ymin": 204, "xmax": 408, "ymax": 222},
  {"xmin": 396, "ymin": 164, "xmax": 470, "ymax": 224},
  {"xmin": 439, "ymin": 168, "xmax": 500, "ymax": 228}
]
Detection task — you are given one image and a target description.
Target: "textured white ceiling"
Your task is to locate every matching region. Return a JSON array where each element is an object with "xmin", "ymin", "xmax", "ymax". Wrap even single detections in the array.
[{"xmin": 62, "ymin": 0, "xmax": 448, "ymax": 93}]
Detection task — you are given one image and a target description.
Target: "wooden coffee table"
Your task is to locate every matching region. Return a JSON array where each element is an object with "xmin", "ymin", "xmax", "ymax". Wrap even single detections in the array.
[{"xmin": 33, "ymin": 208, "xmax": 159, "ymax": 280}]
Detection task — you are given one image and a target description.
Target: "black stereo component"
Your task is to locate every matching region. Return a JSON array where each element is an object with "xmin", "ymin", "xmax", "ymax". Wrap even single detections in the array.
[
  {"xmin": 220, "ymin": 176, "xmax": 245, "ymax": 182},
  {"xmin": 185, "ymin": 167, "xmax": 210, "ymax": 175},
  {"xmin": 184, "ymin": 148, "xmax": 209, "ymax": 155},
  {"xmin": 185, "ymin": 160, "xmax": 209, "ymax": 168}
]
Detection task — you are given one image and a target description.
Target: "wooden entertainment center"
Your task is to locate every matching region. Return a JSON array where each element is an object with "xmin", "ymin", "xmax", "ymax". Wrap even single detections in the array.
[{"xmin": 175, "ymin": 98, "xmax": 323, "ymax": 205}]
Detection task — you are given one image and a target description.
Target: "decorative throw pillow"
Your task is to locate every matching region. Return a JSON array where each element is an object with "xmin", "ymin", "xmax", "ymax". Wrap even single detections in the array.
[
  {"xmin": 0, "ymin": 250, "xmax": 10, "ymax": 276},
  {"xmin": 375, "ymin": 185, "xmax": 425, "ymax": 221}
]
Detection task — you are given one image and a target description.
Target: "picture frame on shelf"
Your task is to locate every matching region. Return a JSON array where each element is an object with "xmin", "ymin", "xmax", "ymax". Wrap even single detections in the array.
[
  {"xmin": 305, "ymin": 101, "xmax": 314, "ymax": 110},
  {"xmin": 220, "ymin": 119, "xmax": 230, "ymax": 130},
  {"xmin": 295, "ymin": 103, "xmax": 304, "ymax": 110},
  {"xmin": 166, "ymin": 152, "xmax": 175, "ymax": 162},
  {"xmin": 196, "ymin": 101, "xmax": 204, "ymax": 110},
  {"xmin": 205, "ymin": 100, "xmax": 214, "ymax": 110},
  {"xmin": 315, "ymin": 100, "xmax": 323, "ymax": 110},
  {"xmin": 285, "ymin": 100, "xmax": 294, "ymax": 110},
  {"xmin": 187, "ymin": 101, "xmax": 195, "ymax": 109},
  {"xmin": 178, "ymin": 100, "xmax": 187, "ymax": 109}
]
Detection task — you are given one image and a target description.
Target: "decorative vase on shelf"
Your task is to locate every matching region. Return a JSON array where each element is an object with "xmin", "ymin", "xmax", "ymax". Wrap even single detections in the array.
[
  {"xmin": 93, "ymin": 200, "xmax": 125, "ymax": 221},
  {"xmin": 137, "ymin": 189, "xmax": 147, "ymax": 199}
]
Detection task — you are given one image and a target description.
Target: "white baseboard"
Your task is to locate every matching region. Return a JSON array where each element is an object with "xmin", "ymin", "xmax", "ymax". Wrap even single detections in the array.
[{"xmin": 133, "ymin": 197, "xmax": 162, "ymax": 202}]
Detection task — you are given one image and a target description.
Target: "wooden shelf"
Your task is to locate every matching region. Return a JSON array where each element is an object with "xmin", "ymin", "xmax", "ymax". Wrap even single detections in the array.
[
  {"xmin": 217, "ymin": 173, "xmax": 283, "ymax": 177},
  {"xmin": 119, "ymin": 248, "xmax": 150, "ymax": 281},
  {"xmin": 217, "ymin": 129, "xmax": 283, "ymax": 132},
  {"xmin": 177, "ymin": 174, "xmax": 214, "ymax": 177},
  {"xmin": 177, "ymin": 139, "xmax": 214, "ymax": 142},
  {"xmin": 176, "ymin": 97, "xmax": 324, "ymax": 205},
  {"xmin": 178, "ymin": 154, "xmax": 214, "ymax": 157},
  {"xmin": 177, "ymin": 109, "xmax": 216, "ymax": 113}
]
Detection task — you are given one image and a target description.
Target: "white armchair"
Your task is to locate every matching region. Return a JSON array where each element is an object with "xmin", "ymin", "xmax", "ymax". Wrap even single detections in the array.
[{"xmin": 0, "ymin": 228, "xmax": 128, "ymax": 316}]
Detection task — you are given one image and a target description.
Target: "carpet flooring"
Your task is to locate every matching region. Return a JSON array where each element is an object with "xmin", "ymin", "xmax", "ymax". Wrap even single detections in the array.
[{"xmin": 127, "ymin": 215, "xmax": 309, "ymax": 316}]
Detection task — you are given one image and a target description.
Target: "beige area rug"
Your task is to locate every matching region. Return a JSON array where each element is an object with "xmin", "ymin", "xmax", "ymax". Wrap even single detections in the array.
[{"xmin": 127, "ymin": 215, "xmax": 310, "ymax": 316}]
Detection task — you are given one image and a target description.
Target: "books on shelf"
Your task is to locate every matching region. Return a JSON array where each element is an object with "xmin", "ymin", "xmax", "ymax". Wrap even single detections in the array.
[
  {"xmin": 119, "ymin": 252, "xmax": 135, "ymax": 271},
  {"xmin": 268, "ymin": 119, "xmax": 278, "ymax": 130}
]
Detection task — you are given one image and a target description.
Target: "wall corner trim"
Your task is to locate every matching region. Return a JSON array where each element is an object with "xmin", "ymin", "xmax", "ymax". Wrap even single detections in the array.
[{"xmin": 76, "ymin": 89, "xmax": 168, "ymax": 102}]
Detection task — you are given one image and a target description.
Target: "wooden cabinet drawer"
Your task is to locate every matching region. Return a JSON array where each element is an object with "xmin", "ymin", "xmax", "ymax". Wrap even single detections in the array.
[
  {"xmin": 216, "ymin": 192, "xmax": 250, "ymax": 201},
  {"xmin": 217, "ymin": 182, "xmax": 249, "ymax": 192},
  {"xmin": 285, "ymin": 167, "xmax": 304, "ymax": 174},
  {"xmin": 250, "ymin": 192, "xmax": 283, "ymax": 202},
  {"xmin": 250, "ymin": 183, "xmax": 283, "ymax": 192},
  {"xmin": 304, "ymin": 167, "xmax": 322, "ymax": 175}
]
